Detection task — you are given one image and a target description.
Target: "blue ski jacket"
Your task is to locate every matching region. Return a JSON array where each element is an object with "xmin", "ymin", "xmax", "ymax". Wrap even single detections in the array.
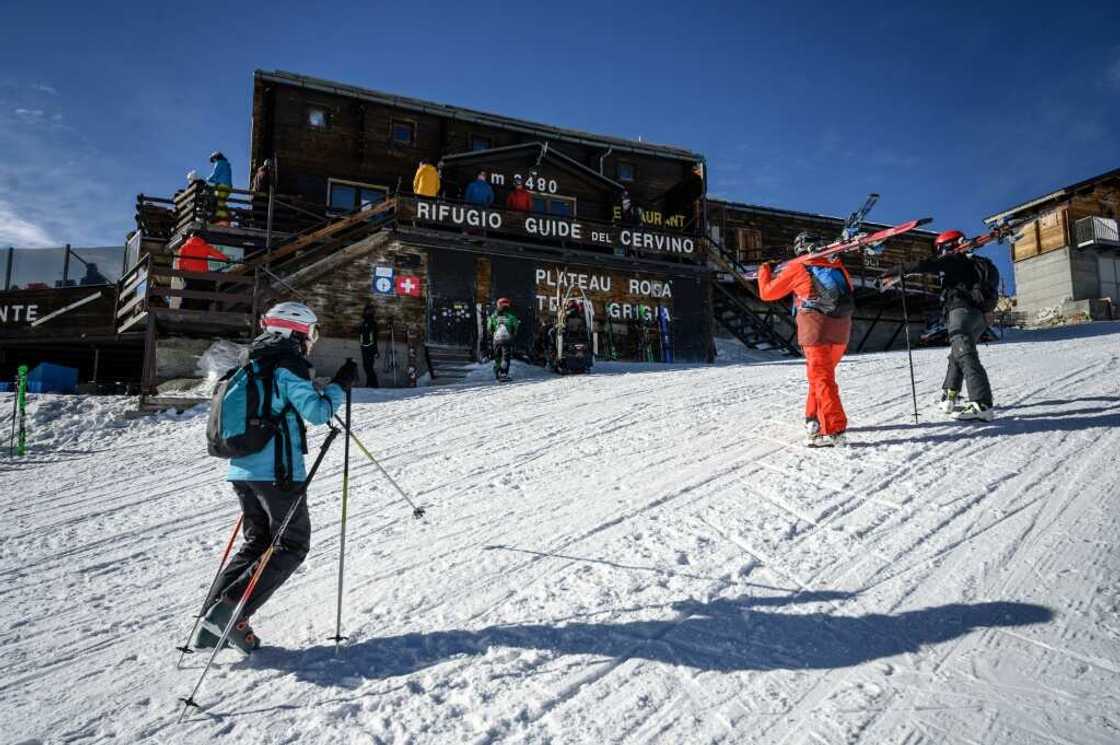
[
  {"xmin": 207, "ymin": 158, "xmax": 233, "ymax": 188},
  {"xmin": 464, "ymin": 179, "xmax": 495, "ymax": 207},
  {"xmin": 228, "ymin": 360, "xmax": 344, "ymax": 483}
]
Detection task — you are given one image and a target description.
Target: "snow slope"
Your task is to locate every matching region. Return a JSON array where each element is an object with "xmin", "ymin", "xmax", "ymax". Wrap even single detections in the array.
[{"xmin": 2, "ymin": 323, "xmax": 1119, "ymax": 744}]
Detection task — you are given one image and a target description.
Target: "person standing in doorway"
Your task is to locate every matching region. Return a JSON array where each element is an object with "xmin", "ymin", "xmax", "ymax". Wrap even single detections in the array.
[
  {"xmin": 250, "ymin": 159, "xmax": 272, "ymax": 229},
  {"xmin": 487, "ymin": 297, "xmax": 519, "ymax": 382},
  {"xmin": 359, "ymin": 303, "xmax": 380, "ymax": 387}
]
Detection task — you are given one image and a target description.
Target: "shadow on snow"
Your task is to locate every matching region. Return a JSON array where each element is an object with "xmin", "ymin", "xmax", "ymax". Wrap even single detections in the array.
[{"xmin": 241, "ymin": 594, "xmax": 1052, "ymax": 686}]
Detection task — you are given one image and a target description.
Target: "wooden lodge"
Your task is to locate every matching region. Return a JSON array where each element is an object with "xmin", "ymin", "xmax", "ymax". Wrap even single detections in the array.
[
  {"xmin": 0, "ymin": 68, "xmax": 941, "ymax": 394},
  {"xmin": 985, "ymin": 167, "xmax": 1120, "ymax": 320}
]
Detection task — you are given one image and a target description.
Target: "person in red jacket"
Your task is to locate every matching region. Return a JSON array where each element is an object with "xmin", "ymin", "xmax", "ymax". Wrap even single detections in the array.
[
  {"xmin": 175, "ymin": 235, "xmax": 230, "ymax": 310},
  {"xmin": 505, "ymin": 175, "xmax": 533, "ymax": 212},
  {"xmin": 757, "ymin": 232, "xmax": 855, "ymax": 446}
]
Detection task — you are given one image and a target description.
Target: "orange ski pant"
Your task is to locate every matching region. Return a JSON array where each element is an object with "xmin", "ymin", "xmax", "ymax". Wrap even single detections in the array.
[{"xmin": 803, "ymin": 343, "xmax": 848, "ymax": 435}]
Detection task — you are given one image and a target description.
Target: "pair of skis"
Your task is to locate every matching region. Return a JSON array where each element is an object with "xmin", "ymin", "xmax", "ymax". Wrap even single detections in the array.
[{"xmin": 742, "ymin": 216, "xmax": 933, "ymax": 280}]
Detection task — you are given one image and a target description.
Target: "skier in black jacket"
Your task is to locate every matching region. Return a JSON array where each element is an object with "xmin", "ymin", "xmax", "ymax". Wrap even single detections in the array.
[
  {"xmin": 882, "ymin": 229, "xmax": 994, "ymax": 421},
  {"xmin": 359, "ymin": 303, "xmax": 379, "ymax": 387}
]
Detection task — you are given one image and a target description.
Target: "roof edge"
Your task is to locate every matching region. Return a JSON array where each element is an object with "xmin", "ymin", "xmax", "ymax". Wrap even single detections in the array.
[{"xmin": 255, "ymin": 69, "xmax": 704, "ymax": 162}]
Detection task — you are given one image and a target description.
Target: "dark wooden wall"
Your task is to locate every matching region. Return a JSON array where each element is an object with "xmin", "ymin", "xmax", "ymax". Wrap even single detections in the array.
[{"xmin": 250, "ymin": 78, "xmax": 702, "ymax": 231}]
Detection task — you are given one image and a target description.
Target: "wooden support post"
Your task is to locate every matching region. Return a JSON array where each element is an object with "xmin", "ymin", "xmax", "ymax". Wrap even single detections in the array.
[
  {"xmin": 856, "ymin": 307, "xmax": 885, "ymax": 353},
  {"xmin": 884, "ymin": 317, "xmax": 906, "ymax": 352},
  {"xmin": 92, "ymin": 347, "xmax": 100, "ymax": 386},
  {"xmin": 142, "ymin": 315, "xmax": 158, "ymax": 395}
]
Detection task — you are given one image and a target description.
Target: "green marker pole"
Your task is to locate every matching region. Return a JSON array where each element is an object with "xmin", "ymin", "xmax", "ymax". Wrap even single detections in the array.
[{"xmin": 16, "ymin": 364, "xmax": 28, "ymax": 456}]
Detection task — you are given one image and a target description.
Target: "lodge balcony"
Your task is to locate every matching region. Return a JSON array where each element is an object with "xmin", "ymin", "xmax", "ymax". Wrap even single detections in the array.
[{"xmin": 1074, "ymin": 216, "xmax": 1120, "ymax": 250}]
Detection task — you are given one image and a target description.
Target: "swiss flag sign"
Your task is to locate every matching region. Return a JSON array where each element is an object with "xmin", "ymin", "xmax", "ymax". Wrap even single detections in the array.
[{"xmin": 395, "ymin": 274, "xmax": 422, "ymax": 297}]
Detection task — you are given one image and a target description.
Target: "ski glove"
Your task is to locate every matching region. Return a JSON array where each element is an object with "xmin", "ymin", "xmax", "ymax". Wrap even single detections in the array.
[{"xmin": 331, "ymin": 360, "xmax": 359, "ymax": 390}]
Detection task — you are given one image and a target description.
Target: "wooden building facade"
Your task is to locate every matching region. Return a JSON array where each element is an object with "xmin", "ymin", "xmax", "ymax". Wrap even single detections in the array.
[
  {"xmin": 247, "ymin": 70, "xmax": 713, "ymax": 380},
  {"xmin": 986, "ymin": 167, "xmax": 1120, "ymax": 318}
]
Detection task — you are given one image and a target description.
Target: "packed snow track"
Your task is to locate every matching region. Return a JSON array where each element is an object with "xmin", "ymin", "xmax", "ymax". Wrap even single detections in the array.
[{"xmin": 2, "ymin": 323, "xmax": 1119, "ymax": 744}]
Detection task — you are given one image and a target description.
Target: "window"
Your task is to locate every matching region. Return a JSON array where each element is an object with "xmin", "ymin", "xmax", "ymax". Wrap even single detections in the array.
[
  {"xmin": 617, "ymin": 162, "xmax": 636, "ymax": 182},
  {"xmin": 735, "ymin": 227, "xmax": 762, "ymax": 262},
  {"xmin": 469, "ymin": 134, "xmax": 492, "ymax": 152},
  {"xmin": 531, "ymin": 195, "xmax": 576, "ymax": 217},
  {"xmin": 307, "ymin": 107, "xmax": 328, "ymax": 128},
  {"xmin": 390, "ymin": 119, "xmax": 416, "ymax": 145},
  {"xmin": 327, "ymin": 179, "xmax": 388, "ymax": 214}
]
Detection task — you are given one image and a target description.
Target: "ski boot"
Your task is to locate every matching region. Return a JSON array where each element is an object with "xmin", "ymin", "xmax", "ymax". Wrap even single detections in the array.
[
  {"xmin": 199, "ymin": 598, "xmax": 261, "ymax": 654},
  {"xmin": 937, "ymin": 389, "xmax": 960, "ymax": 415},
  {"xmin": 193, "ymin": 624, "xmax": 229, "ymax": 651},
  {"xmin": 952, "ymin": 402, "xmax": 995, "ymax": 422},
  {"xmin": 805, "ymin": 431, "xmax": 847, "ymax": 448}
]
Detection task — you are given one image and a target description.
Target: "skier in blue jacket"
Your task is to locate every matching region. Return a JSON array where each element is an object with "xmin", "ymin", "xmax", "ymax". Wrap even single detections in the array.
[
  {"xmin": 464, "ymin": 170, "xmax": 495, "ymax": 208},
  {"xmin": 197, "ymin": 301, "xmax": 357, "ymax": 653},
  {"xmin": 206, "ymin": 151, "xmax": 234, "ymax": 225}
]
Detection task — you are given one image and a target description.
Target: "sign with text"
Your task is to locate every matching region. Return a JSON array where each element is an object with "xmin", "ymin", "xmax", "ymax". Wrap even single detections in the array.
[
  {"xmin": 533, "ymin": 263, "xmax": 674, "ymax": 322},
  {"xmin": 405, "ymin": 199, "xmax": 698, "ymax": 259}
]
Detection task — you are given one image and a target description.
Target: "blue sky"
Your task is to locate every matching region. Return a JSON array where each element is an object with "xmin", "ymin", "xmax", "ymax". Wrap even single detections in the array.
[{"xmin": 2, "ymin": 0, "xmax": 1119, "ymax": 288}]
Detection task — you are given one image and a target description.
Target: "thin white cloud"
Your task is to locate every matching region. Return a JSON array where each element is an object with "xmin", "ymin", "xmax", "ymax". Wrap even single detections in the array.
[
  {"xmin": 14, "ymin": 108, "xmax": 45, "ymax": 119},
  {"xmin": 32, "ymin": 83, "xmax": 58, "ymax": 95},
  {"xmin": 0, "ymin": 199, "xmax": 55, "ymax": 247}
]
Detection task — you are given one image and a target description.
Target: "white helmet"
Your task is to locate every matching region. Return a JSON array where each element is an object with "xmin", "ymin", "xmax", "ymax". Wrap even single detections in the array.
[{"xmin": 260, "ymin": 301, "xmax": 320, "ymax": 343}]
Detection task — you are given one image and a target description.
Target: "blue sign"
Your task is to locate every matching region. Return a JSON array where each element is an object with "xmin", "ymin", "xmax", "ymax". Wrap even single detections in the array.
[{"xmin": 373, "ymin": 265, "xmax": 394, "ymax": 295}]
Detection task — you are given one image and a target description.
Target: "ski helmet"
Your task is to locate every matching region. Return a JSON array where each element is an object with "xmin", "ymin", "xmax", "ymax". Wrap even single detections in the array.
[
  {"xmin": 260, "ymin": 301, "xmax": 319, "ymax": 344},
  {"xmin": 793, "ymin": 231, "xmax": 823, "ymax": 256},
  {"xmin": 496, "ymin": 297, "xmax": 512, "ymax": 309},
  {"xmin": 934, "ymin": 229, "xmax": 965, "ymax": 255}
]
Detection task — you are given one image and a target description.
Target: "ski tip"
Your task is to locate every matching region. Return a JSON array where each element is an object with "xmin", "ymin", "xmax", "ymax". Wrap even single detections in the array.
[
  {"xmin": 916, "ymin": 217, "xmax": 934, "ymax": 227},
  {"xmin": 869, "ymin": 192, "xmax": 880, "ymax": 199}
]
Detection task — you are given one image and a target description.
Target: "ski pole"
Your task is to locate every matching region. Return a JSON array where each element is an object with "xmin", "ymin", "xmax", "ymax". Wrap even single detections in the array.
[
  {"xmin": 329, "ymin": 377, "xmax": 353, "ymax": 649},
  {"xmin": 333, "ymin": 415, "xmax": 426, "ymax": 519},
  {"xmin": 178, "ymin": 426, "xmax": 340, "ymax": 722},
  {"xmin": 174, "ymin": 515, "xmax": 243, "ymax": 667},
  {"xmin": 8, "ymin": 385, "xmax": 16, "ymax": 458},
  {"xmin": 899, "ymin": 273, "xmax": 919, "ymax": 423}
]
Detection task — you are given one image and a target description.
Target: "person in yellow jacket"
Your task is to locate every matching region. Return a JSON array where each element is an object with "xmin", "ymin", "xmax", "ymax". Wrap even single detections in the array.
[{"xmin": 413, "ymin": 160, "xmax": 440, "ymax": 198}]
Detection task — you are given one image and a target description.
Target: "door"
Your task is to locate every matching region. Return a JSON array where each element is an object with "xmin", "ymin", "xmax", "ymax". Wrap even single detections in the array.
[
  {"xmin": 489, "ymin": 257, "xmax": 537, "ymax": 352},
  {"xmin": 1099, "ymin": 254, "xmax": 1120, "ymax": 305},
  {"xmin": 427, "ymin": 249, "xmax": 477, "ymax": 347}
]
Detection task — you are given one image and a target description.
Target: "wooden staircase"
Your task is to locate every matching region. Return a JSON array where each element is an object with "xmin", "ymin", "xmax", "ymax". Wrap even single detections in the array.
[
  {"xmin": 705, "ymin": 236, "xmax": 801, "ymax": 356},
  {"xmin": 426, "ymin": 345, "xmax": 476, "ymax": 386}
]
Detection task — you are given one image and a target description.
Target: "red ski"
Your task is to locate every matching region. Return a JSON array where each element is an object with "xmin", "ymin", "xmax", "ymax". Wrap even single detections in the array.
[{"xmin": 743, "ymin": 218, "xmax": 932, "ymax": 280}]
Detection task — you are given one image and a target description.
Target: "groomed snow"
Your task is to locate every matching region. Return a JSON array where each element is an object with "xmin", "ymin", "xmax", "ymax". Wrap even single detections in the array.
[{"xmin": 2, "ymin": 323, "xmax": 1119, "ymax": 744}]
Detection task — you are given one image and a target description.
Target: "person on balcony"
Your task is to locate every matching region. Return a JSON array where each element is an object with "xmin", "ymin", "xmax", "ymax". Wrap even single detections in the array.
[
  {"xmin": 251, "ymin": 159, "xmax": 272, "ymax": 228},
  {"xmin": 359, "ymin": 303, "xmax": 380, "ymax": 387},
  {"xmin": 505, "ymin": 175, "xmax": 533, "ymax": 212},
  {"xmin": 757, "ymin": 231, "xmax": 855, "ymax": 447},
  {"xmin": 465, "ymin": 171, "xmax": 495, "ymax": 208},
  {"xmin": 176, "ymin": 235, "xmax": 230, "ymax": 311},
  {"xmin": 413, "ymin": 160, "xmax": 440, "ymax": 198},
  {"xmin": 207, "ymin": 151, "xmax": 233, "ymax": 226}
]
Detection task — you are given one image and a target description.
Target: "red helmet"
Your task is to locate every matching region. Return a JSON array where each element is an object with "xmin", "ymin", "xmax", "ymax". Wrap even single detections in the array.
[
  {"xmin": 934, "ymin": 229, "xmax": 965, "ymax": 254},
  {"xmin": 496, "ymin": 297, "xmax": 512, "ymax": 309}
]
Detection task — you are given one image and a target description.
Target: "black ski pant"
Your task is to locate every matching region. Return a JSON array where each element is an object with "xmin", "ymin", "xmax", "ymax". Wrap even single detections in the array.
[
  {"xmin": 493, "ymin": 342, "xmax": 512, "ymax": 377},
  {"xmin": 362, "ymin": 346, "xmax": 379, "ymax": 387},
  {"xmin": 942, "ymin": 307, "xmax": 992, "ymax": 407},
  {"xmin": 209, "ymin": 481, "xmax": 311, "ymax": 619}
]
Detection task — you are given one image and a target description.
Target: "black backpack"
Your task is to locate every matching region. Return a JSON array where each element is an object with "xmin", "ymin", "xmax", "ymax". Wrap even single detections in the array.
[{"xmin": 969, "ymin": 255, "xmax": 1000, "ymax": 312}]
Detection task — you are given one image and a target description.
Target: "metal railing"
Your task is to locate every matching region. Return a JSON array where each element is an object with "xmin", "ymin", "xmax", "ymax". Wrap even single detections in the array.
[{"xmin": 1075, "ymin": 216, "xmax": 1120, "ymax": 249}]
